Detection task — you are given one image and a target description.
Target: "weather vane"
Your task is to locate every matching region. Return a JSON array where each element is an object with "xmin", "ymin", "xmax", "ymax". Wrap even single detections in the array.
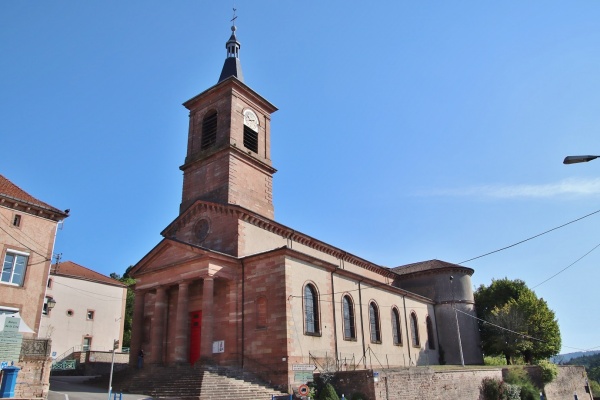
[{"xmin": 231, "ymin": 8, "xmax": 237, "ymax": 26}]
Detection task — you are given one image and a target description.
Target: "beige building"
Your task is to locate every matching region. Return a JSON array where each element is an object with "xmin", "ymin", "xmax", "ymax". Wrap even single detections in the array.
[{"xmin": 39, "ymin": 261, "xmax": 127, "ymax": 360}]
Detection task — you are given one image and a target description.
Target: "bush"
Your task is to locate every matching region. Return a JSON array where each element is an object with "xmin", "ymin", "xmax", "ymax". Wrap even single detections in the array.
[
  {"xmin": 484, "ymin": 355, "xmax": 508, "ymax": 366},
  {"xmin": 480, "ymin": 377, "xmax": 506, "ymax": 400},
  {"xmin": 318, "ymin": 383, "xmax": 340, "ymax": 400},
  {"xmin": 504, "ymin": 367, "xmax": 540, "ymax": 400},
  {"xmin": 537, "ymin": 359, "xmax": 558, "ymax": 384},
  {"xmin": 350, "ymin": 393, "xmax": 366, "ymax": 400},
  {"xmin": 505, "ymin": 384, "xmax": 521, "ymax": 400},
  {"xmin": 518, "ymin": 382, "xmax": 539, "ymax": 400}
]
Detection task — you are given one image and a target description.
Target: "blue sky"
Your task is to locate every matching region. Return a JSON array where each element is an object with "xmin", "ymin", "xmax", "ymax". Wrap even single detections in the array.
[{"xmin": 2, "ymin": 2, "xmax": 599, "ymax": 354}]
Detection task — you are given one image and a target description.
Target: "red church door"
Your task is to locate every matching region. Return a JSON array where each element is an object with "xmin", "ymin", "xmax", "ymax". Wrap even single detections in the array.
[{"xmin": 189, "ymin": 311, "xmax": 202, "ymax": 364}]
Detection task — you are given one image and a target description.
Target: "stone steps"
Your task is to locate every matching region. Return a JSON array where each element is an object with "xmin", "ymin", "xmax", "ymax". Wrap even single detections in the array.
[{"xmin": 103, "ymin": 364, "xmax": 288, "ymax": 400}]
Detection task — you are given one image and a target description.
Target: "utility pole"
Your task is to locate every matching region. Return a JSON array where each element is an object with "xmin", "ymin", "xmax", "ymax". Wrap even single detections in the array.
[
  {"xmin": 450, "ymin": 276, "xmax": 465, "ymax": 367},
  {"xmin": 107, "ymin": 339, "xmax": 118, "ymax": 400}
]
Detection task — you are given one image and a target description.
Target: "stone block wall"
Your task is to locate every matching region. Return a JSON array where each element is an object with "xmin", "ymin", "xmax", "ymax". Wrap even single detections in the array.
[
  {"xmin": 372, "ymin": 367, "xmax": 502, "ymax": 400},
  {"xmin": 322, "ymin": 365, "xmax": 591, "ymax": 400},
  {"xmin": 543, "ymin": 365, "xmax": 592, "ymax": 399},
  {"xmin": 13, "ymin": 358, "xmax": 52, "ymax": 399}
]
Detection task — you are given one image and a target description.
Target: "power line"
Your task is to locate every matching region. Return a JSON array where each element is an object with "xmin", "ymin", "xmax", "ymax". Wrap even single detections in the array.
[
  {"xmin": 0, "ymin": 225, "xmax": 50, "ymax": 261},
  {"xmin": 455, "ymin": 308, "xmax": 590, "ymax": 353},
  {"xmin": 0, "ymin": 212, "xmax": 51, "ymax": 255},
  {"xmin": 458, "ymin": 208, "xmax": 600, "ymax": 265},
  {"xmin": 51, "ymin": 280, "xmax": 126, "ymax": 301},
  {"xmin": 532, "ymin": 241, "xmax": 600, "ymax": 289}
]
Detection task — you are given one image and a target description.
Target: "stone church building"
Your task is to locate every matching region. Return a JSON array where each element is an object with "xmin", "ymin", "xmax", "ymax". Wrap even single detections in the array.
[{"xmin": 129, "ymin": 23, "xmax": 483, "ymax": 389}]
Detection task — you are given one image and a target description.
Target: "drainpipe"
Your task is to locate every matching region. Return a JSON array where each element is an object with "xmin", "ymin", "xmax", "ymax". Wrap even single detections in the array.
[
  {"xmin": 331, "ymin": 269, "xmax": 338, "ymax": 366},
  {"xmin": 241, "ymin": 259, "xmax": 245, "ymax": 368},
  {"xmin": 402, "ymin": 296, "xmax": 412, "ymax": 366},
  {"xmin": 432, "ymin": 305, "xmax": 442, "ymax": 364},
  {"xmin": 358, "ymin": 281, "xmax": 366, "ymax": 368}
]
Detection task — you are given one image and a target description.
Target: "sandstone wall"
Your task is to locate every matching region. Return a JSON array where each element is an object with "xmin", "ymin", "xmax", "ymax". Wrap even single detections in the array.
[{"xmin": 322, "ymin": 365, "xmax": 591, "ymax": 400}]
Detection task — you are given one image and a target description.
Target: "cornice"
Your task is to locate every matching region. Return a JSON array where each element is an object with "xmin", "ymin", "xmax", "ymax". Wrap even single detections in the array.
[
  {"xmin": 0, "ymin": 195, "xmax": 69, "ymax": 222},
  {"xmin": 183, "ymin": 76, "xmax": 277, "ymax": 114},
  {"xmin": 179, "ymin": 143, "xmax": 276, "ymax": 174},
  {"xmin": 162, "ymin": 201, "xmax": 396, "ymax": 280},
  {"xmin": 241, "ymin": 246, "xmax": 435, "ymax": 304}
]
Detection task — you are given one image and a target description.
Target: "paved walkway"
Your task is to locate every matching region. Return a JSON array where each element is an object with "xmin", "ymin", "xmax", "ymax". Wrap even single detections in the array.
[{"xmin": 49, "ymin": 376, "xmax": 152, "ymax": 400}]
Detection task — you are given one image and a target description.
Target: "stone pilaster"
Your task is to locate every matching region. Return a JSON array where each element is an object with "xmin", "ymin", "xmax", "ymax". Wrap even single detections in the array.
[
  {"xmin": 129, "ymin": 290, "xmax": 146, "ymax": 367},
  {"xmin": 150, "ymin": 287, "xmax": 167, "ymax": 364},
  {"xmin": 200, "ymin": 277, "xmax": 214, "ymax": 358},
  {"xmin": 174, "ymin": 281, "xmax": 190, "ymax": 363}
]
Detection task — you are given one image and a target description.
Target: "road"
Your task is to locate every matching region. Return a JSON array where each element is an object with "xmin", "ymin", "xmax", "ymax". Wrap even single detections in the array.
[{"xmin": 49, "ymin": 376, "xmax": 153, "ymax": 400}]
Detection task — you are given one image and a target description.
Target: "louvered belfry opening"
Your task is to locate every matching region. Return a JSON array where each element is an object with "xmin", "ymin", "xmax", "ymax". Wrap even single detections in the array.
[
  {"xmin": 201, "ymin": 112, "xmax": 218, "ymax": 150},
  {"xmin": 243, "ymin": 125, "xmax": 258, "ymax": 153}
]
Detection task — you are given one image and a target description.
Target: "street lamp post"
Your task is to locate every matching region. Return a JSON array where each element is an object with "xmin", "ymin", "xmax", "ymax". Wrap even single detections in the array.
[
  {"xmin": 450, "ymin": 276, "xmax": 465, "ymax": 367},
  {"xmin": 563, "ymin": 155, "xmax": 599, "ymax": 164}
]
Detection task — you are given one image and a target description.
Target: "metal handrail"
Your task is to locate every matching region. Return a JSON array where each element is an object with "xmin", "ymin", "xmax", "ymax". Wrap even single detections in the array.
[{"xmin": 53, "ymin": 345, "xmax": 82, "ymax": 364}]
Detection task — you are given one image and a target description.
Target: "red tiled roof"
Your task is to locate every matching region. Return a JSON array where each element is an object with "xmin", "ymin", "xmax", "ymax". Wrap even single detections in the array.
[
  {"xmin": 0, "ymin": 174, "xmax": 67, "ymax": 216},
  {"xmin": 51, "ymin": 261, "xmax": 127, "ymax": 287}
]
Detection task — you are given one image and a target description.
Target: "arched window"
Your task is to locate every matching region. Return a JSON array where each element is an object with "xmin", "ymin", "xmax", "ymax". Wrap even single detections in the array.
[
  {"xmin": 391, "ymin": 307, "xmax": 402, "ymax": 345},
  {"xmin": 410, "ymin": 312, "xmax": 420, "ymax": 347},
  {"xmin": 256, "ymin": 297, "xmax": 267, "ymax": 329},
  {"xmin": 426, "ymin": 316, "xmax": 435, "ymax": 350},
  {"xmin": 201, "ymin": 111, "xmax": 218, "ymax": 150},
  {"xmin": 369, "ymin": 302, "xmax": 381, "ymax": 343},
  {"xmin": 304, "ymin": 284, "xmax": 319, "ymax": 335},
  {"xmin": 342, "ymin": 295, "xmax": 356, "ymax": 340}
]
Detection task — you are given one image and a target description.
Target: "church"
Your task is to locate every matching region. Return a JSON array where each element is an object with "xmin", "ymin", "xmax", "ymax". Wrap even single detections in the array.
[{"xmin": 128, "ymin": 21, "xmax": 483, "ymax": 390}]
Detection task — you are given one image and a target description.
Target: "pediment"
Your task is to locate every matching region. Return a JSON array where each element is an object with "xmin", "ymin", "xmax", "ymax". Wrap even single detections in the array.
[
  {"xmin": 161, "ymin": 201, "xmax": 237, "ymax": 239},
  {"xmin": 130, "ymin": 239, "xmax": 211, "ymax": 277}
]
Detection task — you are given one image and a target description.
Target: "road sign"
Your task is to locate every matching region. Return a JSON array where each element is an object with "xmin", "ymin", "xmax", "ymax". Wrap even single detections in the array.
[{"xmin": 292, "ymin": 364, "xmax": 315, "ymax": 371}]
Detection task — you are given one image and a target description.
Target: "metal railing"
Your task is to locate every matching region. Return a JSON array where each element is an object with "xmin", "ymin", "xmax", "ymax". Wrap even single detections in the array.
[
  {"xmin": 51, "ymin": 359, "xmax": 76, "ymax": 370},
  {"xmin": 53, "ymin": 345, "xmax": 82, "ymax": 364}
]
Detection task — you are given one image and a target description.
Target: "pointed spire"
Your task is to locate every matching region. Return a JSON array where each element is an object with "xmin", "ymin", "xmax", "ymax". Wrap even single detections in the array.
[{"xmin": 218, "ymin": 9, "xmax": 244, "ymax": 83}]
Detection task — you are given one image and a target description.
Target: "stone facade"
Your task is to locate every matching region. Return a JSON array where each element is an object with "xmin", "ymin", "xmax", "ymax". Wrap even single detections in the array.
[
  {"xmin": 0, "ymin": 175, "xmax": 68, "ymax": 335},
  {"xmin": 13, "ymin": 339, "xmax": 53, "ymax": 399},
  {"xmin": 0, "ymin": 174, "xmax": 68, "ymax": 398},
  {"xmin": 128, "ymin": 26, "xmax": 483, "ymax": 392}
]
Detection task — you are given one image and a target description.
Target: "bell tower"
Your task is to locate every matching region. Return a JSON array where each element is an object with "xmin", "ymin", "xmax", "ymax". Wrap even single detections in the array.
[{"xmin": 179, "ymin": 22, "xmax": 278, "ymax": 219}]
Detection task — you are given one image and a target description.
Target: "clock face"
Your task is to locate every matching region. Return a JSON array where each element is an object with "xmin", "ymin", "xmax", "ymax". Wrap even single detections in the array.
[{"xmin": 243, "ymin": 109, "xmax": 259, "ymax": 131}]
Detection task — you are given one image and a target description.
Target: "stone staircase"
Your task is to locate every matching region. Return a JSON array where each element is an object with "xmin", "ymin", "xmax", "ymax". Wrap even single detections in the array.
[{"xmin": 106, "ymin": 364, "xmax": 290, "ymax": 400}]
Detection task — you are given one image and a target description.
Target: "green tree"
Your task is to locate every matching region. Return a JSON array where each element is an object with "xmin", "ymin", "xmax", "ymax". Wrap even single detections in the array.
[
  {"xmin": 111, "ymin": 265, "xmax": 136, "ymax": 347},
  {"xmin": 318, "ymin": 383, "xmax": 340, "ymax": 400},
  {"xmin": 475, "ymin": 278, "xmax": 561, "ymax": 364}
]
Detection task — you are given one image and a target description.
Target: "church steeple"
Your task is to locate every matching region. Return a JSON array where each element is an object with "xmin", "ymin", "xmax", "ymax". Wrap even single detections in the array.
[
  {"xmin": 218, "ymin": 14, "xmax": 244, "ymax": 83},
  {"xmin": 180, "ymin": 12, "xmax": 277, "ymax": 218}
]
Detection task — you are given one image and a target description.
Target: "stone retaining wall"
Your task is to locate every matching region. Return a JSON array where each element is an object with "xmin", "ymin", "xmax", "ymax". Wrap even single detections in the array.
[{"xmin": 322, "ymin": 365, "xmax": 591, "ymax": 400}]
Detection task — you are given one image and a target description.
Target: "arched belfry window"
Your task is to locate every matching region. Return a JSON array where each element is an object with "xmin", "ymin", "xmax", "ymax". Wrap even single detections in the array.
[
  {"xmin": 201, "ymin": 111, "xmax": 218, "ymax": 150},
  {"xmin": 410, "ymin": 312, "xmax": 420, "ymax": 347},
  {"xmin": 243, "ymin": 109, "xmax": 259, "ymax": 153},
  {"xmin": 369, "ymin": 302, "xmax": 381, "ymax": 343},
  {"xmin": 342, "ymin": 295, "xmax": 356, "ymax": 340},
  {"xmin": 426, "ymin": 316, "xmax": 435, "ymax": 350},
  {"xmin": 304, "ymin": 284, "xmax": 320, "ymax": 335},
  {"xmin": 391, "ymin": 307, "xmax": 402, "ymax": 345}
]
